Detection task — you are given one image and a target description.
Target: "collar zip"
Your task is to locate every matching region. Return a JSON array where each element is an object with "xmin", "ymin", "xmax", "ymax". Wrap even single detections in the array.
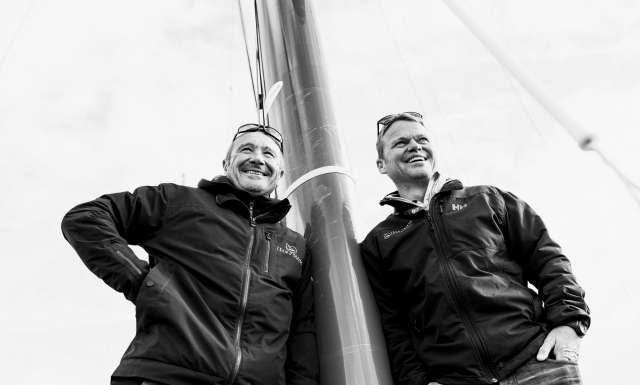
[{"xmin": 248, "ymin": 200, "xmax": 256, "ymax": 227}]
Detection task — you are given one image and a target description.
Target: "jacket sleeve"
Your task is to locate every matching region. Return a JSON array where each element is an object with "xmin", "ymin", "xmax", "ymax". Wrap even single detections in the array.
[
  {"xmin": 499, "ymin": 189, "xmax": 591, "ymax": 331},
  {"xmin": 360, "ymin": 238, "xmax": 428, "ymax": 385},
  {"xmin": 285, "ymin": 243, "xmax": 319, "ymax": 385},
  {"xmin": 61, "ymin": 184, "xmax": 172, "ymax": 302}
]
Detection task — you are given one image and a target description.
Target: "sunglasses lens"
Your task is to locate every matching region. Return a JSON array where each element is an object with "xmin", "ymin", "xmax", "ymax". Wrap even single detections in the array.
[
  {"xmin": 265, "ymin": 127, "xmax": 283, "ymax": 143},
  {"xmin": 238, "ymin": 124, "xmax": 260, "ymax": 134}
]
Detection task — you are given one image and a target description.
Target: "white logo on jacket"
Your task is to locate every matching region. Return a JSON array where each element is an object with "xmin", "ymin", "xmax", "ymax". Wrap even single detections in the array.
[
  {"xmin": 451, "ymin": 203, "xmax": 468, "ymax": 211},
  {"xmin": 383, "ymin": 221, "xmax": 413, "ymax": 239},
  {"xmin": 277, "ymin": 243, "xmax": 302, "ymax": 265}
]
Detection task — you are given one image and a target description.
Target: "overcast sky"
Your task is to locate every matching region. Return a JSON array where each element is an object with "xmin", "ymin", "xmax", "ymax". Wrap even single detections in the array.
[{"xmin": 1, "ymin": 1, "xmax": 639, "ymax": 383}]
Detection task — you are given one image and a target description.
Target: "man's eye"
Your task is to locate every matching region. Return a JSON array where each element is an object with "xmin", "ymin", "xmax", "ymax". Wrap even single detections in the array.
[
  {"xmin": 240, "ymin": 147, "xmax": 252, "ymax": 153},
  {"xmin": 264, "ymin": 151, "xmax": 275, "ymax": 158},
  {"xmin": 418, "ymin": 138, "xmax": 429, "ymax": 144}
]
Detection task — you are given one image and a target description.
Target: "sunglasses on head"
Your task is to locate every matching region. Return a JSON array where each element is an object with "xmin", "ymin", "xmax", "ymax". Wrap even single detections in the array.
[
  {"xmin": 233, "ymin": 123, "xmax": 284, "ymax": 152},
  {"xmin": 376, "ymin": 111, "xmax": 423, "ymax": 137}
]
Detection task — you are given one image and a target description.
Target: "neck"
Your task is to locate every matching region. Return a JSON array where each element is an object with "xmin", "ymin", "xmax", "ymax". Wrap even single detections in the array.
[{"xmin": 396, "ymin": 180, "xmax": 429, "ymax": 202}]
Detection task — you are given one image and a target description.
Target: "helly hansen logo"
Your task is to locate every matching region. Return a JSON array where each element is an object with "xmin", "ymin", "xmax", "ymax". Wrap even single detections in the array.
[
  {"xmin": 451, "ymin": 203, "xmax": 468, "ymax": 211},
  {"xmin": 277, "ymin": 243, "xmax": 302, "ymax": 265}
]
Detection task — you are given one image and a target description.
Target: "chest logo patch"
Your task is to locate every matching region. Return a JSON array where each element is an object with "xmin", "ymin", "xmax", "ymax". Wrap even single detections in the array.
[
  {"xmin": 451, "ymin": 203, "xmax": 468, "ymax": 211},
  {"xmin": 277, "ymin": 243, "xmax": 302, "ymax": 265}
]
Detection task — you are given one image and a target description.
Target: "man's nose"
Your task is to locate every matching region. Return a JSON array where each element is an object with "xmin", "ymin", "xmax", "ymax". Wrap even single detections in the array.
[
  {"xmin": 248, "ymin": 152, "xmax": 266, "ymax": 164},
  {"xmin": 407, "ymin": 139, "xmax": 422, "ymax": 151}
]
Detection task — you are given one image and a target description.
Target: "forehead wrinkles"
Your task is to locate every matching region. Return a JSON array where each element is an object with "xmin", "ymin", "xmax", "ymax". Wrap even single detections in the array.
[
  {"xmin": 385, "ymin": 125, "xmax": 432, "ymax": 145},
  {"xmin": 231, "ymin": 133, "xmax": 281, "ymax": 155},
  {"xmin": 391, "ymin": 133, "xmax": 429, "ymax": 142}
]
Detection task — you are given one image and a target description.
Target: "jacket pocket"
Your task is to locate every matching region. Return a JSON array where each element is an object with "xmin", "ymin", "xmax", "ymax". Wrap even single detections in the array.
[
  {"xmin": 263, "ymin": 231, "xmax": 273, "ymax": 274},
  {"xmin": 112, "ymin": 244, "xmax": 145, "ymax": 277},
  {"xmin": 134, "ymin": 262, "xmax": 173, "ymax": 304}
]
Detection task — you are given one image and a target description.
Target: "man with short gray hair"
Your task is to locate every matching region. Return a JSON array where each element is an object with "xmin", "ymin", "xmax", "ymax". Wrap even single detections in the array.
[{"xmin": 62, "ymin": 124, "xmax": 318, "ymax": 385}]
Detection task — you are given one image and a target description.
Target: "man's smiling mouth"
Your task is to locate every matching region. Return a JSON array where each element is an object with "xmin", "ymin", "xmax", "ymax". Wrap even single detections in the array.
[
  {"xmin": 242, "ymin": 169, "xmax": 269, "ymax": 176},
  {"xmin": 406, "ymin": 155, "xmax": 428, "ymax": 163}
]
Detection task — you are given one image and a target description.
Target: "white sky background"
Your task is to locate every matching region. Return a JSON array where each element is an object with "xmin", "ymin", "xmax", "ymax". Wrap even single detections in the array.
[{"xmin": 1, "ymin": 0, "xmax": 638, "ymax": 383}]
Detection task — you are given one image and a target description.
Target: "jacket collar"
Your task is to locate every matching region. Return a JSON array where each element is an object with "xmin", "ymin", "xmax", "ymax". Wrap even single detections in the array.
[
  {"xmin": 197, "ymin": 176, "xmax": 291, "ymax": 223},
  {"xmin": 380, "ymin": 177, "xmax": 463, "ymax": 215}
]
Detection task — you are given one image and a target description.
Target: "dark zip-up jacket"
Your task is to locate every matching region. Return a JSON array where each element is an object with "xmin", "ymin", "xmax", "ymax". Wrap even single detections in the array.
[
  {"xmin": 61, "ymin": 176, "xmax": 318, "ymax": 385},
  {"xmin": 360, "ymin": 180, "xmax": 590, "ymax": 385}
]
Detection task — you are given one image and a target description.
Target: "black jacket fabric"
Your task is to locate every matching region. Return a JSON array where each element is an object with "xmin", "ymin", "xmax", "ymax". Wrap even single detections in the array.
[
  {"xmin": 360, "ymin": 180, "xmax": 590, "ymax": 385},
  {"xmin": 61, "ymin": 176, "xmax": 318, "ymax": 385}
]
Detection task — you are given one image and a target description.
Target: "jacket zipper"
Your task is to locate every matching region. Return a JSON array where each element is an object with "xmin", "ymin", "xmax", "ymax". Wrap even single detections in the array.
[
  {"xmin": 228, "ymin": 200, "xmax": 256, "ymax": 385},
  {"xmin": 114, "ymin": 248, "xmax": 143, "ymax": 276},
  {"xmin": 428, "ymin": 195, "xmax": 499, "ymax": 382},
  {"xmin": 263, "ymin": 231, "xmax": 272, "ymax": 273}
]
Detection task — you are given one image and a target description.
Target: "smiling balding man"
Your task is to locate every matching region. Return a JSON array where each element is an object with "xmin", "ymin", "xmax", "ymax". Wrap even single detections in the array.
[{"xmin": 62, "ymin": 124, "xmax": 318, "ymax": 385}]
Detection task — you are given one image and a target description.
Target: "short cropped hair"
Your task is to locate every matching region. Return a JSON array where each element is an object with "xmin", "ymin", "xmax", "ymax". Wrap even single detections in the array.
[{"xmin": 376, "ymin": 114, "xmax": 425, "ymax": 159}]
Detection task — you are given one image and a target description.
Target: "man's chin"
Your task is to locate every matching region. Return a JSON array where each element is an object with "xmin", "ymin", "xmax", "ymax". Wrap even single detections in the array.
[
  {"xmin": 239, "ymin": 181, "xmax": 274, "ymax": 197},
  {"xmin": 406, "ymin": 168, "xmax": 433, "ymax": 178}
]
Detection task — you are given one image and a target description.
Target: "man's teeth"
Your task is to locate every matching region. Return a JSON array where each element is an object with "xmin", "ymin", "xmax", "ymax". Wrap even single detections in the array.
[{"xmin": 245, "ymin": 170, "xmax": 265, "ymax": 175}]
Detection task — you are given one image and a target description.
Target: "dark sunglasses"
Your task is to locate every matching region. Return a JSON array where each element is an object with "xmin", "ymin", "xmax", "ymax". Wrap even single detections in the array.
[
  {"xmin": 376, "ymin": 111, "xmax": 423, "ymax": 137},
  {"xmin": 233, "ymin": 123, "xmax": 284, "ymax": 152}
]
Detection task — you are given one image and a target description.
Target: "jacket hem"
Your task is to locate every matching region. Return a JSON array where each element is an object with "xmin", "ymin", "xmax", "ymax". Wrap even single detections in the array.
[{"xmin": 113, "ymin": 358, "xmax": 224, "ymax": 385}]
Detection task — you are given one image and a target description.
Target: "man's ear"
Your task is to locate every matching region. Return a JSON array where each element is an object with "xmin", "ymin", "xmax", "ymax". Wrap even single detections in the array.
[
  {"xmin": 222, "ymin": 159, "xmax": 228, "ymax": 172},
  {"xmin": 376, "ymin": 158, "xmax": 387, "ymax": 175}
]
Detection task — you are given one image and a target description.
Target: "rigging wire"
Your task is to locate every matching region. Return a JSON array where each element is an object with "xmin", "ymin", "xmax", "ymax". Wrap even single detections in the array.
[
  {"xmin": 237, "ymin": 0, "xmax": 259, "ymax": 116},
  {"xmin": 254, "ymin": 0, "xmax": 269, "ymax": 127},
  {"xmin": 505, "ymin": 75, "xmax": 547, "ymax": 144},
  {"xmin": 237, "ymin": 0, "xmax": 270, "ymax": 127},
  {"xmin": 442, "ymin": 0, "xmax": 640, "ymax": 208},
  {"xmin": 0, "ymin": 0, "xmax": 37, "ymax": 76},
  {"xmin": 372, "ymin": 0, "xmax": 427, "ymax": 114},
  {"xmin": 593, "ymin": 146, "xmax": 640, "ymax": 206},
  {"xmin": 371, "ymin": 0, "xmax": 455, "ymax": 171}
]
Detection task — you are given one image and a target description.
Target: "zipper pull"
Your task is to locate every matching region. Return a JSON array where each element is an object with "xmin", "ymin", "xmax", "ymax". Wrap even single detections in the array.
[
  {"xmin": 249, "ymin": 200, "xmax": 256, "ymax": 227},
  {"xmin": 264, "ymin": 231, "xmax": 272, "ymax": 273}
]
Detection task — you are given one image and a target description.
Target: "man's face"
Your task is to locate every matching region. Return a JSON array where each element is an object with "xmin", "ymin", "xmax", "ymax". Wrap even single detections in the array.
[
  {"xmin": 376, "ymin": 120, "xmax": 436, "ymax": 186},
  {"xmin": 223, "ymin": 131, "xmax": 284, "ymax": 197}
]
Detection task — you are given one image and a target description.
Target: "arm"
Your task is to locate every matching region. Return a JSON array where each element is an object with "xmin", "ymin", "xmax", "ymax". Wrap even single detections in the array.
[
  {"xmin": 61, "ymin": 184, "xmax": 171, "ymax": 302},
  {"xmin": 500, "ymin": 190, "xmax": 590, "ymax": 359},
  {"xmin": 285, "ymin": 244, "xmax": 319, "ymax": 385},
  {"xmin": 360, "ymin": 239, "xmax": 428, "ymax": 385}
]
